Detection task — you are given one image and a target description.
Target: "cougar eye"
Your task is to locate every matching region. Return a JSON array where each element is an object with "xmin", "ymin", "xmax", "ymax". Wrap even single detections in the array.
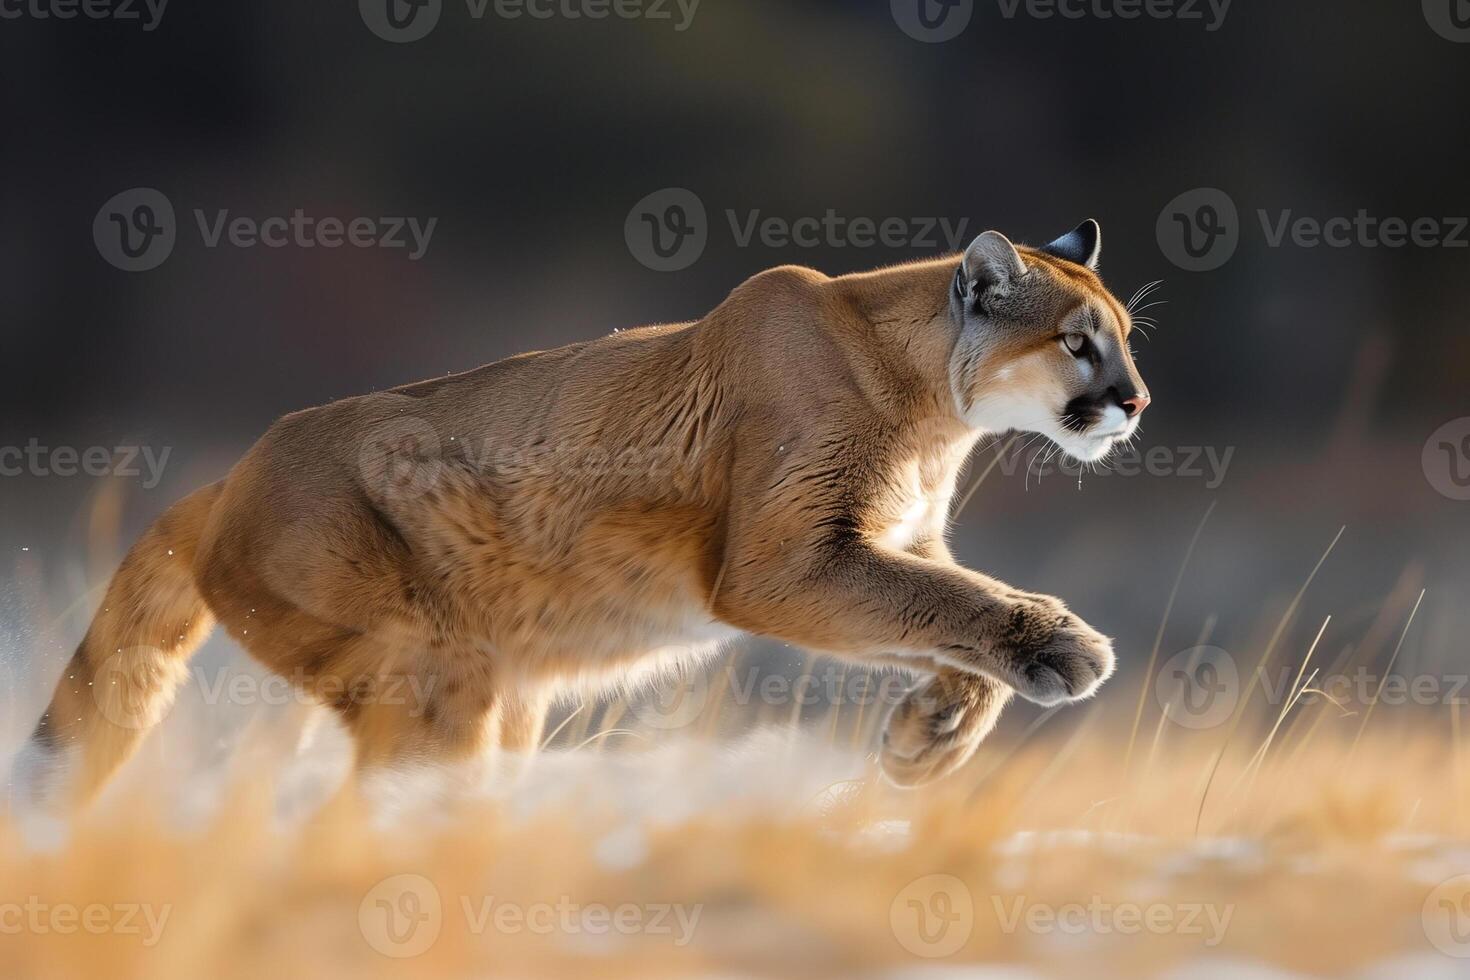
[{"xmin": 1063, "ymin": 334, "xmax": 1089, "ymax": 356}]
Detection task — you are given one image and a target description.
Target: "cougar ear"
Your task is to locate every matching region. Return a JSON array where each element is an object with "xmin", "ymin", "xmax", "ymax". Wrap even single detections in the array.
[
  {"xmin": 1041, "ymin": 219, "xmax": 1102, "ymax": 269},
  {"xmin": 960, "ymin": 231, "xmax": 1028, "ymax": 304}
]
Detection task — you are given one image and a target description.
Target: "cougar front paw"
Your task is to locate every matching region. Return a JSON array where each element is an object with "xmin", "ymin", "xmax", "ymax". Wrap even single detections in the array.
[
  {"xmin": 879, "ymin": 672, "xmax": 1009, "ymax": 787},
  {"xmin": 1000, "ymin": 595, "xmax": 1115, "ymax": 707}
]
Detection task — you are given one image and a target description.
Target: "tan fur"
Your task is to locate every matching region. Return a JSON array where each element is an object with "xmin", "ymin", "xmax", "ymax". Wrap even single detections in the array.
[{"xmin": 22, "ymin": 232, "xmax": 1147, "ymax": 804}]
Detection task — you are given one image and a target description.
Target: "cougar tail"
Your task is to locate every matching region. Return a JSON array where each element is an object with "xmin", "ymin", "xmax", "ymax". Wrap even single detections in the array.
[{"xmin": 12, "ymin": 482, "xmax": 223, "ymax": 810}]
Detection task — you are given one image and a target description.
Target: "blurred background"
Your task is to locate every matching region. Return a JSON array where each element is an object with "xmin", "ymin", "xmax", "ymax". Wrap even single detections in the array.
[{"xmin": 2, "ymin": 0, "xmax": 1468, "ymax": 760}]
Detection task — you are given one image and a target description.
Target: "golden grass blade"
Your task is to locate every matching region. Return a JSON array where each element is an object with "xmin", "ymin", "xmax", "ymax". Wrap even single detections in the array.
[
  {"xmin": 538, "ymin": 702, "xmax": 585, "ymax": 751},
  {"xmin": 1348, "ymin": 588, "xmax": 1426, "ymax": 759},
  {"xmin": 954, "ymin": 433, "xmax": 1019, "ymax": 517},
  {"xmin": 1122, "ymin": 500, "xmax": 1216, "ymax": 780},
  {"xmin": 1192, "ymin": 526, "xmax": 1345, "ymax": 835}
]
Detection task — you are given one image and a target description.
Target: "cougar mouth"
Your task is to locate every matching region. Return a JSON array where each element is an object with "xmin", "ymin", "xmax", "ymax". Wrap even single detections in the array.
[{"xmin": 1051, "ymin": 403, "xmax": 1136, "ymax": 463}]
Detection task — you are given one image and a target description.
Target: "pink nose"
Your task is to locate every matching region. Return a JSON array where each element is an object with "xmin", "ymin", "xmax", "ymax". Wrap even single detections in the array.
[{"xmin": 1122, "ymin": 393, "xmax": 1152, "ymax": 417}]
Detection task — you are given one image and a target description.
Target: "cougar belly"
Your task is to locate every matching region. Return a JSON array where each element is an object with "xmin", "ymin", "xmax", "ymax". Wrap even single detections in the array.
[{"xmin": 475, "ymin": 575, "xmax": 743, "ymax": 700}]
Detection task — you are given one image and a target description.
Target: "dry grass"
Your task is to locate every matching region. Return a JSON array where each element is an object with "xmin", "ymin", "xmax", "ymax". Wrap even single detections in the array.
[
  {"xmin": 2, "ymin": 700, "xmax": 1467, "ymax": 979},
  {"xmin": 5, "ymin": 492, "xmax": 1467, "ymax": 978}
]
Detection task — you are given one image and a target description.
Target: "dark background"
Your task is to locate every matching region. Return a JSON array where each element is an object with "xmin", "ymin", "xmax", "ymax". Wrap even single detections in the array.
[{"xmin": 3, "ymin": 1, "xmax": 1468, "ymax": 744}]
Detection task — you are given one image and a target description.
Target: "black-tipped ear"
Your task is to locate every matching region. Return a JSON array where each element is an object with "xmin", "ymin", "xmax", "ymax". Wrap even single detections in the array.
[
  {"xmin": 960, "ymin": 231, "xmax": 1027, "ymax": 306},
  {"xmin": 1042, "ymin": 219, "xmax": 1102, "ymax": 269}
]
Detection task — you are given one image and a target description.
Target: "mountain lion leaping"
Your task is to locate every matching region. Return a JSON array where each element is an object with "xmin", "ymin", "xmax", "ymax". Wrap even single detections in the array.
[{"xmin": 18, "ymin": 219, "xmax": 1150, "ymax": 807}]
